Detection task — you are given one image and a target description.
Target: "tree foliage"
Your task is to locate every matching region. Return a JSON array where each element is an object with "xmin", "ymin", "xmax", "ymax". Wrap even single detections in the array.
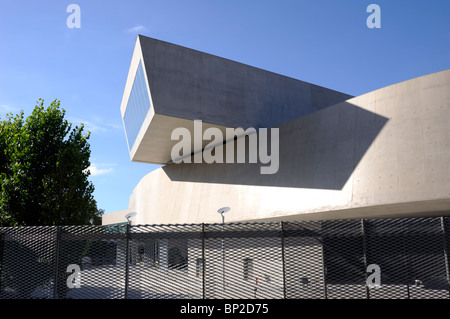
[{"xmin": 0, "ymin": 99, "xmax": 102, "ymax": 226}]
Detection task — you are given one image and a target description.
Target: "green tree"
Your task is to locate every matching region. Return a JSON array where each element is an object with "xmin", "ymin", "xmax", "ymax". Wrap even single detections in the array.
[{"xmin": 0, "ymin": 99, "xmax": 102, "ymax": 226}]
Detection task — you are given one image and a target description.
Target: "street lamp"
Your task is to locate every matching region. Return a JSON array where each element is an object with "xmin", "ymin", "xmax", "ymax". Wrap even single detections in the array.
[
  {"xmin": 125, "ymin": 212, "xmax": 137, "ymax": 266},
  {"xmin": 217, "ymin": 207, "xmax": 230, "ymax": 291},
  {"xmin": 217, "ymin": 207, "xmax": 230, "ymax": 224},
  {"xmin": 125, "ymin": 212, "xmax": 137, "ymax": 225}
]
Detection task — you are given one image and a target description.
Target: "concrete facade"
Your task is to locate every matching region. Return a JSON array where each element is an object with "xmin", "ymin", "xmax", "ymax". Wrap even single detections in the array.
[
  {"xmin": 104, "ymin": 35, "xmax": 450, "ymax": 226},
  {"xmin": 121, "ymin": 35, "xmax": 352, "ymax": 164}
]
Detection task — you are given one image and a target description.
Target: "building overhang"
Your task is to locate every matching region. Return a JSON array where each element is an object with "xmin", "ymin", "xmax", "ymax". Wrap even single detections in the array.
[{"xmin": 120, "ymin": 35, "xmax": 353, "ymax": 165}]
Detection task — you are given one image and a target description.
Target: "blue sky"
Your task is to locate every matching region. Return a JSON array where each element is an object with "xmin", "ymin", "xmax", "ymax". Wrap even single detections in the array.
[{"xmin": 0, "ymin": 0, "xmax": 449, "ymax": 215}]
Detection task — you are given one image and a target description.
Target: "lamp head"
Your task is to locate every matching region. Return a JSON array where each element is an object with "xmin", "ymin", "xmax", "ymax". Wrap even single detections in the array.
[
  {"xmin": 125, "ymin": 212, "xmax": 137, "ymax": 221},
  {"xmin": 217, "ymin": 207, "xmax": 230, "ymax": 214}
]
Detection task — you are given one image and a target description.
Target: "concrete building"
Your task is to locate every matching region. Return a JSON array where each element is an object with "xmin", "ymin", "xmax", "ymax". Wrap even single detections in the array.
[
  {"xmin": 94, "ymin": 35, "xmax": 450, "ymax": 299},
  {"xmin": 103, "ymin": 35, "xmax": 450, "ymax": 226}
]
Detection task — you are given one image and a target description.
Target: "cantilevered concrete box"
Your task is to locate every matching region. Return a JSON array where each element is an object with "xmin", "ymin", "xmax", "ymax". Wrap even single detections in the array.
[{"xmin": 120, "ymin": 35, "xmax": 353, "ymax": 164}]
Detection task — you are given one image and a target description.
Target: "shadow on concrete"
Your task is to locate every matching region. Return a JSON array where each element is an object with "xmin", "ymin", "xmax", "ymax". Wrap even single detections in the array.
[{"xmin": 163, "ymin": 101, "xmax": 389, "ymax": 190}]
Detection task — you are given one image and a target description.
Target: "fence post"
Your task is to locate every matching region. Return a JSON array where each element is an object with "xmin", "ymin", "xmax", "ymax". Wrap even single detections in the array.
[
  {"xmin": 280, "ymin": 222, "xmax": 287, "ymax": 299},
  {"xmin": 202, "ymin": 223, "xmax": 206, "ymax": 299},
  {"xmin": 361, "ymin": 219, "xmax": 370, "ymax": 299},
  {"xmin": 53, "ymin": 226, "xmax": 61, "ymax": 299},
  {"xmin": 320, "ymin": 220, "xmax": 328, "ymax": 299},
  {"xmin": 440, "ymin": 217, "xmax": 450, "ymax": 297},
  {"xmin": 124, "ymin": 223, "xmax": 130, "ymax": 299}
]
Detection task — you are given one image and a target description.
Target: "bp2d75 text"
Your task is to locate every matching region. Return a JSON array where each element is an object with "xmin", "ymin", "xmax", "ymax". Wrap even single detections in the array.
[{"xmin": 224, "ymin": 303, "xmax": 269, "ymax": 314}]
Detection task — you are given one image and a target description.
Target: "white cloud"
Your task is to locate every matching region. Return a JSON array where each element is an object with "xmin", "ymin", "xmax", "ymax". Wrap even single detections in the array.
[
  {"xmin": 85, "ymin": 163, "xmax": 116, "ymax": 176},
  {"xmin": 124, "ymin": 25, "xmax": 147, "ymax": 34},
  {"xmin": 81, "ymin": 120, "xmax": 106, "ymax": 133}
]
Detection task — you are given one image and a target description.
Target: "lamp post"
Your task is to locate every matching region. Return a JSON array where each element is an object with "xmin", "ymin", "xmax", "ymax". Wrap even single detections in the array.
[
  {"xmin": 217, "ymin": 207, "xmax": 230, "ymax": 291},
  {"xmin": 124, "ymin": 212, "xmax": 137, "ymax": 268},
  {"xmin": 125, "ymin": 212, "xmax": 137, "ymax": 225}
]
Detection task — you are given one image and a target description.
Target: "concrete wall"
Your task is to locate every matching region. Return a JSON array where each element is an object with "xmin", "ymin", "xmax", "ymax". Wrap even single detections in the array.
[
  {"xmin": 102, "ymin": 209, "xmax": 135, "ymax": 225},
  {"xmin": 104, "ymin": 69, "xmax": 450, "ymax": 226}
]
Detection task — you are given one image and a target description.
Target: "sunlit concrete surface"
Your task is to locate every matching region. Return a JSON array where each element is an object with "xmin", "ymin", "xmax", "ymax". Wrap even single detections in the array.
[{"xmin": 104, "ymin": 67, "xmax": 450, "ymax": 225}]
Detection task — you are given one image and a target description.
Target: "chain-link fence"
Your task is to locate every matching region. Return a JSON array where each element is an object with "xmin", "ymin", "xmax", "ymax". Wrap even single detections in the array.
[{"xmin": 1, "ymin": 216, "xmax": 449, "ymax": 299}]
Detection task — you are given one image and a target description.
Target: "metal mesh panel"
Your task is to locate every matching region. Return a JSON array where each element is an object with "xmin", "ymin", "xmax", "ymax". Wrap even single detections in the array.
[
  {"xmin": 0, "ymin": 226, "xmax": 56, "ymax": 299},
  {"xmin": 203, "ymin": 223, "xmax": 283, "ymax": 299},
  {"xmin": 1, "ymin": 216, "xmax": 450, "ymax": 299},
  {"xmin": 128, "ymin": 224, "xmax": 203, "ymax": 299},
  {"xmin": 364, "ymin": 218, "xmax": 410, "ymax": 298},
  {"xmin": 364, "ymin": 217, "xmax": 450, "ymax": 299},
  {"xmin": 283, "ymin": 221, "xmax": 326, "ymax": 299},
  {"xmin": 322, "ymin": 219, "xmax": 367, "ymax": 299},
  {"xmin": 56, "ymin": 224, "xmax": 127, "ymax": 299}
]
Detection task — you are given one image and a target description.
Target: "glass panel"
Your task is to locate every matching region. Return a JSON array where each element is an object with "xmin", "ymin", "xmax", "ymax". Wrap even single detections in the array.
[{"xmin": 123, "ymin": 61, "xmax": 152, "ymax": 151}]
